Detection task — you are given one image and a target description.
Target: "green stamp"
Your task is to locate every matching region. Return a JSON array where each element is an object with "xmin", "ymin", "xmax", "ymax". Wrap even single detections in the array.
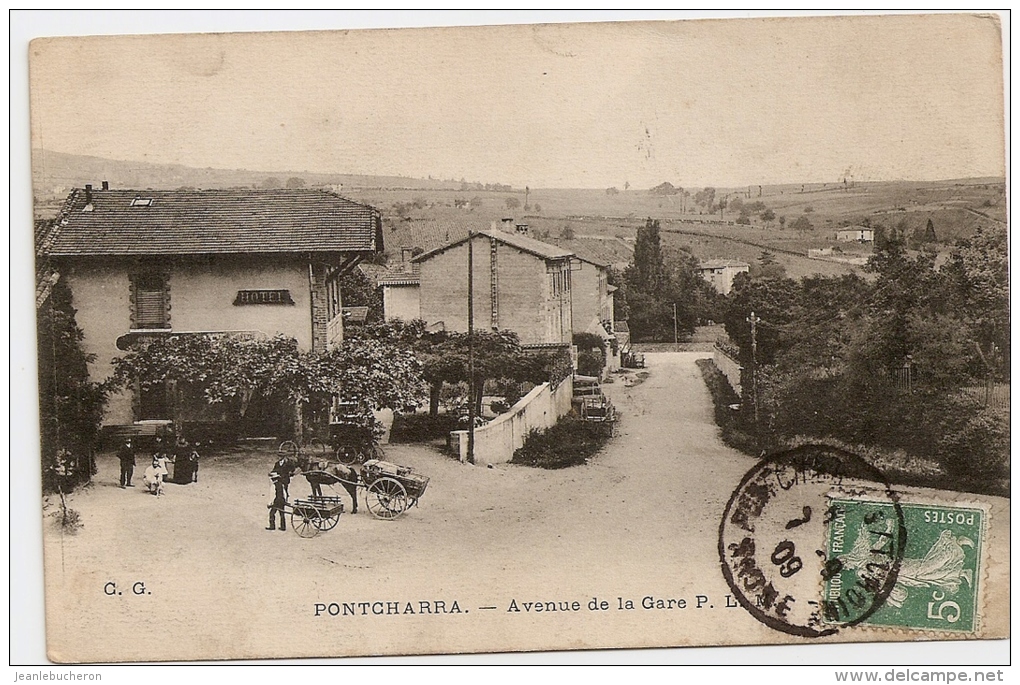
[{"xmin": 824, "ymin": 499, "xmax": 983, "ymax": 632}]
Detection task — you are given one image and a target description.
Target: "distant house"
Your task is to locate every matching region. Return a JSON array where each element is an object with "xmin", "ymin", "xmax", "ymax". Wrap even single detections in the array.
[
  {"xmin": 379, "ymin": 273, "xmax": 421, "ymax": 322},
  {"xmin": 39, "ymin": 185, "xmax": 383, "ymax": 430},
  {"xmin": 412, "ymin": 223, "xmax": 574, "ymax": 346},
  {"xmin": 698, "ymin": 259, "xmax": 750, "ymax": 295},
  {"xmin": 836, "ymin": 226, "xmax": 874, "ymax": 242}
]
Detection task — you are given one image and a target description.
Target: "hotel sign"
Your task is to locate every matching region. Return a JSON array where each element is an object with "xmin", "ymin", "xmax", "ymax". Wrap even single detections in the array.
[{"xmin": 233, "ymin": 289, "xmax": 295, "ymax": 305}]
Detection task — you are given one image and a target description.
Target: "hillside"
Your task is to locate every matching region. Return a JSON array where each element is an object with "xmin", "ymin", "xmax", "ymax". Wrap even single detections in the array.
[
  {"xmin": 32, "ymin": 150, "xmax": 1005, "ymax": 280},
  {"xmin": 31, "ymin": 149, "xmax": 481, "ymax": 219}
]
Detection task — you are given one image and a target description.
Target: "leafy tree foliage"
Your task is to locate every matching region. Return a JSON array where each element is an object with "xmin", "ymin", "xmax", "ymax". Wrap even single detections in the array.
[
  {"xmin": 790, "ymin": 215, "xmax": 813, "ymax": 233},
  {"xmin": 694, "ymin": 187, "xmax": 716, "ymax": 211},
  {"xmin": 37, "ymin": 279, "xmax": 112, "ymax": 492},
  {"xmin": 111, "ymin": 334, "xmax": 426, "ymax": 439},
  {"xmin": 339, "ymin": 268, "xmax": 384, "ymax": 323},
  {"xmin": 722, "ymin": 225, "xmax": 1010, "ymax": 492},
  {"xmin": 623, "ymin": 219, "xmax": 716, "ymax": 341},
  {"xmin": 348, "ymin": 322, "xmax": 570, "ymax": 417}
]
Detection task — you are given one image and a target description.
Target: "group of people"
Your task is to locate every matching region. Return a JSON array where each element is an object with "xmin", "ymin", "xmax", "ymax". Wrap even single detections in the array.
[{"xmin": 117, "ymin": 434, "xmax": 200, "ymax": 497}]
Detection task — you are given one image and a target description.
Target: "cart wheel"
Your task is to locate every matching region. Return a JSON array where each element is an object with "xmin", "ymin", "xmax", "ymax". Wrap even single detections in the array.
[
  {"xmin": 308, "ymin": 438, "xmax": 328, "ymax": 456},
  {"xmin": 291, "ymin": 507, "xmax": 319, "ymax": 538},
  {"xmin": 335, "ymin": 445, "xmax": 359, "ymax": 467},
  {"xmin": 314, "ymin": 508, "xmax": 342, "ymax": 531},
  {"xmin": 366, "ymin": 477, "xmax": 408, "ymax": 520},
  {"xmin": 278, "ymin": 440, "xmax": 299, "ymax": 459}
]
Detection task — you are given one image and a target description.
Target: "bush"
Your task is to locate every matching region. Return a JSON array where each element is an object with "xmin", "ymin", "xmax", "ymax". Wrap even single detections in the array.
[
  {"xmin": 389, "ymin": 413, "xmax": 459, "ymax": 443},
  {"xmin": 695, "ymin": 359, "xmax": 758, "ymax": 455},
  {"xmin": 511, "ymin": 414, "xmax": 614, "ymax": 469},
  {"xmin": 573, "ymin": 332, "xmax": 607, "ymax": 353},
  {"xmin": 576, "ymin": 349, "xmax": 605, "ymax": 377}
]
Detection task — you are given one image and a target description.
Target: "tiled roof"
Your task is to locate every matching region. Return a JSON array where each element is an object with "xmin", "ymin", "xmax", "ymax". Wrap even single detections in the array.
[
  {"xmin": 378, "ymin": 275, "xmax": 421, "ymax": 287},
  {"xmin": 342, "ymin": 306, "xmax": 369, "ymax": 323},
  {"xmin": 45, "ymin": 189, "xmax": 382, "ymax": 257},
  {"xmin": 413, "ymin": 229, "xmax": 573, "ymax": 264}
]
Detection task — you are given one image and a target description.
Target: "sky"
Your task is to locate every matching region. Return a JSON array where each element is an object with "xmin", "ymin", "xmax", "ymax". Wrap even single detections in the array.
[{"xmin": 23, "ymin": 11, "xmax": 1007, "ymax": 190}]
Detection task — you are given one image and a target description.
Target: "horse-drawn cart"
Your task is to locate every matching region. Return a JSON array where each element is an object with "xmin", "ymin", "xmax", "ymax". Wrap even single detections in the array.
[
  {"xmin": 360, "ymin": 459, "xmax": 430, "ymax": 520},
  {"xmin": 287, "ymin": 495, "xmax": 345, "ymax": 538}
]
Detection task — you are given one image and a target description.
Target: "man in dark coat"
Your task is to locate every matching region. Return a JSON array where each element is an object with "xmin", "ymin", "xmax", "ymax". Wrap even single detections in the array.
[
  {"xmin": 266, "ymin": 456, "xmax": 297, "ymax": 531},
  {"xmin": 117, "ymin": 438, "xmax": 136, "ymax": 488}
]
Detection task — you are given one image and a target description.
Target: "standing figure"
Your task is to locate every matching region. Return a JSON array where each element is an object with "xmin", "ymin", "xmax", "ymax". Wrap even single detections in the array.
[
  {"xmin": 173, "ymin": 437, "xmax": 199, "ymax": 484},
  {"xmin": 117, "ymin": 438, "xmax": 136, "ymax": 488},
  {"xmin": 266, "ymin": 455, "xmax": 296, "ymax": 531}
]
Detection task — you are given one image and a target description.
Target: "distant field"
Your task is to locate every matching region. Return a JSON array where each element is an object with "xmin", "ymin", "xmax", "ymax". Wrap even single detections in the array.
[{"xmin": 34, "ymin": 150, "xmax": 1004, "ymax": 278}]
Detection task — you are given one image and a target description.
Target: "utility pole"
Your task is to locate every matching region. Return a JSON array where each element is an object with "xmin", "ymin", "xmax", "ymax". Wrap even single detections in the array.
[
  {"xmin": 673, "ymin": 303, "xmax": 679, "ymax": 351},
  {"xmin": 747, "ymin": 311, "xmax": 761, "ymax": 430},
  {"xmin": 467, "ymin": 231, "xmax": 476, "ymax": 464}
]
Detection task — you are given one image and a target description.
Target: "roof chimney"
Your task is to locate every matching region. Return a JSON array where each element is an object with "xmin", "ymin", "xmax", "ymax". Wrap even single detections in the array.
[
  {"xmin": 500, "ymin": 217, "xmax": 514, "ymax": 232},
  {"xmin": 515, "ymin": 223, "xmax": 529, "ymax": 236},
  {"xmin": 101, "ymin": 180, "xmax": 109, "ymax": 191},
  {"xmin": 83, "ymin": 184, "xmax": 94, "ymax": 211}
]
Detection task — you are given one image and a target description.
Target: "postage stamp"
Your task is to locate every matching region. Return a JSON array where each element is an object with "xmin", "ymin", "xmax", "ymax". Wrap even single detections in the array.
[
  {"xmin": 823, "ymin": 499, "xmax": 985, "ymax": 633},
  {"xmin": 718, "ymin": 444, "xmax": 907, "ymax": 638}
]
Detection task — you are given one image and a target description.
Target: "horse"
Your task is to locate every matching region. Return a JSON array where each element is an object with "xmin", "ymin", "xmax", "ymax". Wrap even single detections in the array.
[{"xmin": 295, "ymin": 454, "xmax": 360, "ymax": 514}]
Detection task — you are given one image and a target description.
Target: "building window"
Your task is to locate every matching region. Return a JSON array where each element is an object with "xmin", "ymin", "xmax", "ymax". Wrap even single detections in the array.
[{"xmin": 131, "ymin": 273, "xmax": 170, "ymax": 329}]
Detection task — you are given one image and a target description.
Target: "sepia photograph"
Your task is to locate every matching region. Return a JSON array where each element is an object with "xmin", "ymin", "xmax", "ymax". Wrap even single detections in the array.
[{"xmin": 13, "ymin": 10, "xmax": 1010, "ymax": 668}]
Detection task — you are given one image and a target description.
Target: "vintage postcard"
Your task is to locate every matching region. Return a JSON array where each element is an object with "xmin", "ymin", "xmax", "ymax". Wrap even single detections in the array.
[{"xmin": 23, "ymin": 12, "xmax": 1008, "ymax": 664}]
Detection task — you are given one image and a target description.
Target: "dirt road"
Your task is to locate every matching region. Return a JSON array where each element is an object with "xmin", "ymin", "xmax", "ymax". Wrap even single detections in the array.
[{"xmin": 42, "ymin": 353, "xmax": 1009, "ymax": 662}]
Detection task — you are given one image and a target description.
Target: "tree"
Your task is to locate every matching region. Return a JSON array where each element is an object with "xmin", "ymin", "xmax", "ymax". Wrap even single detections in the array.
[
  {"xmin": 623, "ymin": 220, "xmax": 706, "ymax": 341},
  {"xmin": 606, "ymin": 187, "xmax": 619, "ymax": 195},
  {"xmin": 37, "ymin": 279, "xmax": 111, "ymax": 492},
  {"xmin": 626, "ymin": 219, "xmax": 668, "ymax": 293},
  {"xmin": 505, "ymin": 197, "xmax": 521, "ymax": 210},
  {"xmin": 778, "ymin": 215, "xmax": 786, "ymax": 230},
  {"xmin": 560, "ymin": 225, "xmax": 576, "ymax": 240},
  {"xmin": 111, "ymin": 334, "xmax": 426, "ymax": 440},
  {"xmin": 753, "ymin": 250, "xmax": 786, "ymax": 280},
  {"xmin": 790, "ymin": 215, "xmax": 813, "ymax": 233},
  {"xmin": 339, "ymin": 268, "xmax": 384, "ymax": 323},
  {"xmin": 761, "ymin": 208, "xmax": 776, "ymax": 227},
  {"xmin": 694, "ymin": 187, "xmax": 716, "ymax": 211},
  {"xmin": 650, "ymin": 182, "xmax": 680, "ymax": 195},
  {"xmin": 261, "ymin": 177, "xmax": 283, "ymax": 189},
  {"xmin": 285, "ymin": 177, "xmax": 306, "ymax": 189}
]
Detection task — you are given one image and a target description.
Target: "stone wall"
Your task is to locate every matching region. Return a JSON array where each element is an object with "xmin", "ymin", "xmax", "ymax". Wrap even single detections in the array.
[{"xmin": 450, "ymin": 374, "xmax": 574, "ymax": 465}]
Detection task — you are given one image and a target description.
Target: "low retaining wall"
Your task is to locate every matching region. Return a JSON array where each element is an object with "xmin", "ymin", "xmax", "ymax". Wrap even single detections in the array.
[
  {"xmin": 714, "ymin": 347, "xmax": 743, "ymax": 396},
  {"xmin": 450, "ymin": 375, "xmax": 574, "ymax": 465}
]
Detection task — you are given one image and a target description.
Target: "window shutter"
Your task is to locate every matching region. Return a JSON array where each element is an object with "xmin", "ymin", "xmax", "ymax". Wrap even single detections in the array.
[{"xmin": 132, "ymin": 274, "xmax": 169, "ymax": 329}]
